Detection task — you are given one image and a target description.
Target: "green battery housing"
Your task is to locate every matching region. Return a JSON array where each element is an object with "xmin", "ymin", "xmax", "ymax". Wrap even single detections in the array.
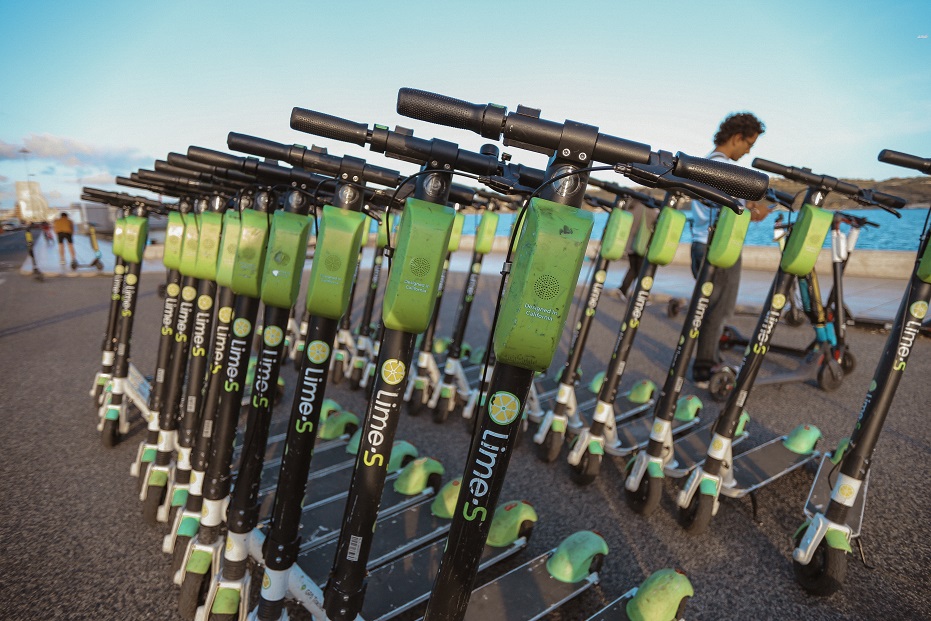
[
  {"xmin": 231, "ymin": 209, "xmax": 270, "ymax": 298},
  {"xmin": 600, "ymin": 209, "xmax": 634, "ymax": 261},
  {"xmin": 781, "ymin": 203, "xmax": 833, "ymax": 276},
  {"xmin": 305, "ymin": 206, "xmax": 367, "ymax": 319},
  {"xmin": 192, "ymin": 211, "xmax": 223, "ymax": 281},
  {"xmin": 260, "ymin": 210, "xmax": 311, "ymax": 309},
  {"xmin": 376, "ymin": 216, "xmax": 389, "ymax": 249},
  {"xmin": 707, "ymin": 207, "xmax": 751, "ymax": 269},
  {"xmin": 120, "ymin": 215, "xmax": 149, "ymax": 265},
  {"xmin": 381, "ymin": 199, "xmax": 456, "ymax": 332},
  {"xmin": 917, "ymin": 239, "xmax": 931, "ymax": 284},
  {"xmin": 448, "ymin": 212, "xmax": 465, "ymax": 252},
  {"xmin": 631, "ymin": 213, "xmax": 653, "ymax": 257},
  {"xmin": 215, "ymin": 210, "xmax": 241, "ymax": 288},
  {"xmin": 475, "ymin": 211, "xmax": 499, "ymax": 255},
  {"xmin": 178, "ymin": 214, "xmax": 201, "ymax": 277},
  {"xmin": 112, "ymin": 217, "xmax": 126, "ymax": 260},
  {"xmin": 162, "ymin": 211, "xmax": 185, "ymax": 270},
  {"xmin": 494, "ymin": 198, "xmax": 594, "ymax": 372},
  {"xmin": 646, "ymin": 207, "xmax": 686, "ymax": 266}
]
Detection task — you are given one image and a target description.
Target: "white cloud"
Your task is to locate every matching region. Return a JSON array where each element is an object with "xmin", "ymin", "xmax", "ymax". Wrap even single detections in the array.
[
  {"xmin": 0, "ymin": 134, "xmax": 152, "ymax": 175},
  {"xmin": 74, "ymin": 173, "xmax": 115, "ymax": 185}
]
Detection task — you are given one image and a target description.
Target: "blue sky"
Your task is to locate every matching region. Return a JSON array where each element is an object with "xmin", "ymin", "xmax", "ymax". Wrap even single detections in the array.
[{"xmin": 1, "ymin": 0, "xmax": 929, "ymax": 209}]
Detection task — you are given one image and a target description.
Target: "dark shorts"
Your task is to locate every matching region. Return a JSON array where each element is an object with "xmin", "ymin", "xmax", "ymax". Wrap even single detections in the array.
[{"xmin": 57, "ymin": 232, "xmax": 73, "ymax": 244}]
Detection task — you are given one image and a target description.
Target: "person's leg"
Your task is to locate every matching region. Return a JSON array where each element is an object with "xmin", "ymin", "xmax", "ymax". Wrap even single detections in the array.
[
  {"xmin": 694, "ymin": 254, "xmax": 742, "ymax": 377},
  {"xmin": 57, "ymin": 232, "xmax": 66, "ymax": 264},
  {"xmin": 67, "ymin": 239, "xmax": 77, "ymax": 262}
]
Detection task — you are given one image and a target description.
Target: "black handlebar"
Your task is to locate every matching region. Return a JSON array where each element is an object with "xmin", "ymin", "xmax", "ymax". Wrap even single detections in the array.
[
  {"xmin": 878, "ymin": 149, "xmax": 931, "ymax": 175},
  {"xmin": 588, "ymin": 178, "xmax": 659, "ymax": 208},
  {"xmin": 396, "ymin": 88, "xmax": 768, "ymax": 202},
  {"xmin": 290, "ymin": 108, "xmax": 370, "ymax": 146}
]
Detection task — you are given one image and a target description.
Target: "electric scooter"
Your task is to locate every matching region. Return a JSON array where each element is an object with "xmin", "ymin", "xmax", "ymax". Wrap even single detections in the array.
[
  {"xmin": 69, "ymin": 223, "xmax": 105, "ymax": 271},
  {"xmin": 791, "ymin": 148, "xmax": 923, "ymax": 596},
  {"xmin": 395, "ymin": 86, "xmax": 768, "ymax": 620},
  {"xmin": 675, "ymin": 158, "xmax": 904, "ymax": 535}
]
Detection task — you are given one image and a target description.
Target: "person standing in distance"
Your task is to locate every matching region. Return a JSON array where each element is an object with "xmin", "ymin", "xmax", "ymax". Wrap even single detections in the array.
[
  {"xmin": 691, "ymin": 112, "xmax": 767, "ymax": 387},
  {"xmin": 54, "ymin": 211, "xmax": 77, "ymax": 267}
]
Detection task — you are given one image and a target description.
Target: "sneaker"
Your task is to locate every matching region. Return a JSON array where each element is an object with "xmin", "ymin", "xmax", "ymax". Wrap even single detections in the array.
[
  {"xmin": 691, "ymin": 365, "xmax": 712, "ymax": 389},
  {"xmin": 60, "ymin": 260, "xmax": 65, "ymax": 266},
  {"xmin": 606, "ymin": 288, "xmax": 626, "ymax": 301}
]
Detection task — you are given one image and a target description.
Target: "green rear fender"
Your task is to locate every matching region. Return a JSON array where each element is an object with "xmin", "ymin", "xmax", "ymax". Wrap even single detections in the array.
[
  {"xmin": 430, "ymin": 478, "xmax": 462, "ymax": 519},
  {"xmin": 185, "ymin": 549, "xmax": 212, "ymax": 575},
  {"xmin": 305, "ymin": 206, "xmax": 366, "ymax": 319},
  {"xmin": 626, "ymin": 568, "xmax": 694, "ymax": 621},
  {"xmin": 781, "ymin": 204, "xmax": 833, "ymax": 277},
  {"xmin": 783, "ymin": 423, "xmax": 821, "ymax": 455},
  {"xmin": 393, "ymin": 456, "xmax": 444, "ymax": 495},
  {"xmin": 177, "ymin": 516, "xmax": 200, "ymax": 538},
  {"xmin": 162, "ymin": 212, "xmax": 185, "ymax": 269},
  {"xmin": 545, "ymin": 530, "xmax": 609, "ymax": 584},
  {"xmin": 486, "ymin": 500, "xmax": 538, "ymax": 548},
  {"xmin": 261, "ymin": 210, "xmax": 311, "ymax": 309},
  {"xmin": 673, "ymin": 395, "xmax": 702, "ymax": 422},
  {"xmin": 588, "ymin": 371, "xmax": 606, "ymax": 394},
  {"xmin": 699, "ymin": 477, "xmax": 718, "ymax": 497},
  {"xmin": 212, "ymin": 588, "xmax": 240, "ymax": 615},
  {"xmin": 346, "ymin": 428, "xmax": 362, "ymax": 455},
  {"xmin": 645, "ymin": 207, "xmax": 686, "ymax": 266},
  {"xmin": 825, "ymin": 528, "xmax": 853, "ymax": 553},
  {"xmin": 628, "ymin": 379, "xmax": 656, "ymax": 405},
  {"xmin": 494, "ymin": 198, "xmax": 594, "ymax": 371},
  {"xmin": 382, "ymin": 199, "xmax": 456, "ymax": 332},
  {"xmin": 387, "ymin": 440, "xmax": 419, "ymax": 473},
  {"xmin": 147, "ymin": 469, "xmax": 169, "ymax": 487},
  {"xmin": 646, "ymin": 460, "xmax": 664, "ymax": 479},
  {"xmin": 318, "ymin": 410, "xmax": 359, "ymax": 441}
]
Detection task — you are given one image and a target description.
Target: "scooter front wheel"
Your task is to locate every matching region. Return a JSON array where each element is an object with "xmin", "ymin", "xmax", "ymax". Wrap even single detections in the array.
[
  {"xmin": 677, "ymin": 491, "xmax": 713, "ymax": 535},
  {"xmin": 172, "ymin": 535, "xmax": 191, "ymax": 575},
  {"xmin": 793, "ymin": 535, "xmax": 848, "ymax": 596},
  {"xmin": 708, "ymin": 368, "xmax": 736, "ymax": 402},
  {"xmin": 817, "ymin": 359, "xmax": 844, "ymax": 392},
  {"xmin": 101, "ymin": 418, "xmax": 120, "ymax": 448},
  {"xmin": 331, "ymin": 361, "xmax": 345, "ymax": 385},
  {"xmin": 142, "ymin": 485, "xmax": 166, "ymax": 525},
  {"xmin": 433, "ymin": 396, "xmax": 452, "ymax": 424},
  {"xmin": 179, "ymin": 569, "xmax": 210, "ymax": 620},
  {"xmin": 407, "ymin": 387, "xmax": 427, "ymax": 416},
  {"xmin": 839, "ymin": 350, "xmax": 856, "ymax": 374},
  {"xmin": 568, "ymin": 450, "xmax": 602, "ymax": 486},
  {"xmin": 625, "ymin": 471, "xmax": 663, "ymax": 516},
  {"xmin": 348, "ymin": 365, "xmax": 363, "ymax": 390},
  {"xmin": 537, "ymin": 429, "xmax": 564, "ymax": 463}
]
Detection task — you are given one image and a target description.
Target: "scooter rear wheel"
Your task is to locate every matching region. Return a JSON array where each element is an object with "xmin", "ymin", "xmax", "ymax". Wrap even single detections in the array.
[
  {"xmin": 793, "ymin": 533, "xmax": 848, "ymax": 596},
  {"xmin": 407, "ymin": 387, "xmax": 427, "ymax": 416},
  {"xmin": 331, "ymin": 362, "xmax": 345, "ymax": 385},
  {"xmin": 677, "ymin": 491, "xmax": 713, "ymax": 534},
  {"xmin": 172, "ymin": 535, "xmax": 191, "ymax": 574},
  {"xmin": 569, "ymin": 450, "xmax": 602, "ymax": 486},
  {"xmin": 839, "ymin": 350, "xmax": 856, "ymax": 374},
  {"xmin": 708, "ymin": 368, "xmax": 735, "ymax": 402},
  {"xmin": 348, "ymin": 365, "xmax": 363, "ymax": 391},
  {"xmin": 817, "ymin": 359, "xmax": 844, "ymax": 392},
  {"xmin": 537, "ymin": 429, "xmax": 564, "ymax": 463},
  {"xmin": 625, "ymin": 471, "xmax": 663, "ymax": 516},
  {"xmin": 142, "ymin": 485, "xmax": 166, "ymax": 525}
]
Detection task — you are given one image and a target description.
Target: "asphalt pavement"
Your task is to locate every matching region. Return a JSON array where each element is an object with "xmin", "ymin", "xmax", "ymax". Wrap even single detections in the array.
[{"xmin": 1, "ymin": 228, "xmax": 929, "ymax": 620}]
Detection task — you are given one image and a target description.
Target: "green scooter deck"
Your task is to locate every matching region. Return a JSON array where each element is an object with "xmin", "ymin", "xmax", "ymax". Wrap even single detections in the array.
[
  {"xmin": 663, "ymin": 423, "xmax": 748, "ymax": 478},
  {"xmin": 362, "ymin": 535, "xmax": 527, "ymax": 621},
  {"xmin": 584, "ymin": 590, "xmax": 636, "ymax": 620},
  {"xmin": 458, "ymin": 547, "xmax": 599, "ymax": 621},
  {"xmin": 605, "ymin": 414, "xmax": 700, "ymax": 458},
  {"xmin": 721, "ymin": 435, "xmax": 820, "ymax": 498},
  {"xmin": 295, "ymin": 494, "xmax": 445, "ymax": 580},
  {"xmin": 804, "ymin": 453, "xmax": 869, "ymax": 538}
]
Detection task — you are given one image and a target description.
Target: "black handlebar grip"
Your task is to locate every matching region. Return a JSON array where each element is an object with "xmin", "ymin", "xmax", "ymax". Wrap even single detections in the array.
[
  {"xmin": 750, "ymin": 158, "xmax": 790, "ymax": 177},
  {"xmin": 227, "ymin": 132, "xmax": 290, "ymax": 161},
  {"xmin": 188, "ymin": 146, "xmax": 244, "ymax": 170},
  {"xmin": 396, "ymin": 88, "xmax": 489, "ymax": 135},
  {"xmin": 674, "ymin": 153, "xmax": 768, "ymax": 201},
  {"xmin": 878, "ymin": 149, "xmax": 931, "ymax": 175},
  {"xmin": 290, "ymin": 108, "xmax": 368, "ymax": 147},
  {"xmin": 448, "ymin": 183, "xmax": 477, "ymax": 206},
  {"xmin": 871, "ymin": 189, "xmax": 907, "ymax": 209}
]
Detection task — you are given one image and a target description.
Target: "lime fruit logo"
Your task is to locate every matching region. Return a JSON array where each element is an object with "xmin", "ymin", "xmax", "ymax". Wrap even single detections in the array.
[
  {"xmin": 263, "ymin": 325, "xmax": 284, "ymax": 347},
  {"xmin": 198, "ymin": 295, "xmax": 213, "ymax": 311},
  {"xmin": 701, "ymin": 282, "xmax": 714, "ymax": 297},
  {"xmin": 838, "ymin": 483, "xmax": 855, "ymax": 501},
  {"xmin": 772, "ymin": 293, "xmax": 787, "ymax": 310},
  {"xmin": 233, "ymin": 318, "xmax": 252, "ymax": 338},
  {"xmin": 306, "ymin": 340, "xmax": 330, "ymax": 365},
  {"xmin": 471, "ymin": 263, "xmax": 481, "ymax": 274},
  {"xmin": 166, "ymin": 283, "xmax": 181, "ymax": 297},
  {"xmin": 115, "ymin": 264, "xmax": 125, "ymax": 275},
  {"xmin": 711, "ymin": 437, "xmax": 724, "ymax": 452},
  {"xmin": 488, "ymin": 391, "xmax": 521, "ymax": 425},
  {"xmin": 869, "ymin": 380, "xmax": 877, "ymax": 392},
  {"xmin": 262, "ymin": 573, "xmax": 271, "ymax": 590},
  {"xmin": 910, "ymin": 301, "xmax": 928, "ymax": 319},
  {"xmin": 641, "ymin": 276, "xmax": 654, "ymax": 291},
  {"xmin": 182, "ymin": 286, "xmax": 197, "ymax": 302},
  {"xmin": 125, "ymin": 273, "xmax": 138, "ymax": 286},
  {"xmin": 381, "ymin": 359, "xmax": 406, "ymax": 385},
  {"xmin": 595, "ymin": 270, "xmax": 607, "ymax": 284},
  {"xmin": 652, "ymin": 421, "xmax": 664, "ymax": 436},
  {"xmin": 218, "ymin": 307, "xmax": 233, "ymax": 323}
]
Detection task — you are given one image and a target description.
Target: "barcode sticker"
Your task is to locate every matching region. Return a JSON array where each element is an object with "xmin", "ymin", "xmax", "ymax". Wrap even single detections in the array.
[{"xmin": 347, "ymin": 535, "xmax": 362, "ymax": 562}]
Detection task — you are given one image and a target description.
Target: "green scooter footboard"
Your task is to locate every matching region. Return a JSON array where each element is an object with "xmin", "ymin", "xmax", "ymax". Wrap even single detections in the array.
[
  {"xmin": 215, "ymin": 210, "xmax": 241, "ymax": 289},
  {"xmin": 120, "ymin": 215, "xmax": 149, "ymax": 265},
  {"xmin": 260, "ymin": 210, "xmax": 311, "ymax": 309},
  {"xmin": 475, "ymin": 211, "xmax": 499, "ymax": 255},
  {"xmin": 781, "ymin": 204, "xmax": 832, "ymax": 276},
  {"xmin": 707, "ymin": 207, "xmax": 750, "ymax": 269},
  {"xmin": 382, "ymin": 198, "xmax": 456, "ymax": 332},
  {"xmin": 162, "ymin": 211, "xmax": 184, "ymax": 270},
  {"xmin": 646, "ymin": 207, "xmax": 686, "ymax": 266},
  {"xmin": 305, "ymin": 205, "xmax": 367, "ymax": 320},
  {"xmin": 494, "ymin": 198, "xmax": 594, "ymax": 372},
  {"xmin": 600, "ymin": 208, "xmax": 634, "ymax": 261}
]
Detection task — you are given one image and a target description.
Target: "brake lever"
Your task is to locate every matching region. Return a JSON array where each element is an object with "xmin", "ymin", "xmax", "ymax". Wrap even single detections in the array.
[{"xmin": 620, "ymin": 163, "xmax": 744, "ymax": 214}]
